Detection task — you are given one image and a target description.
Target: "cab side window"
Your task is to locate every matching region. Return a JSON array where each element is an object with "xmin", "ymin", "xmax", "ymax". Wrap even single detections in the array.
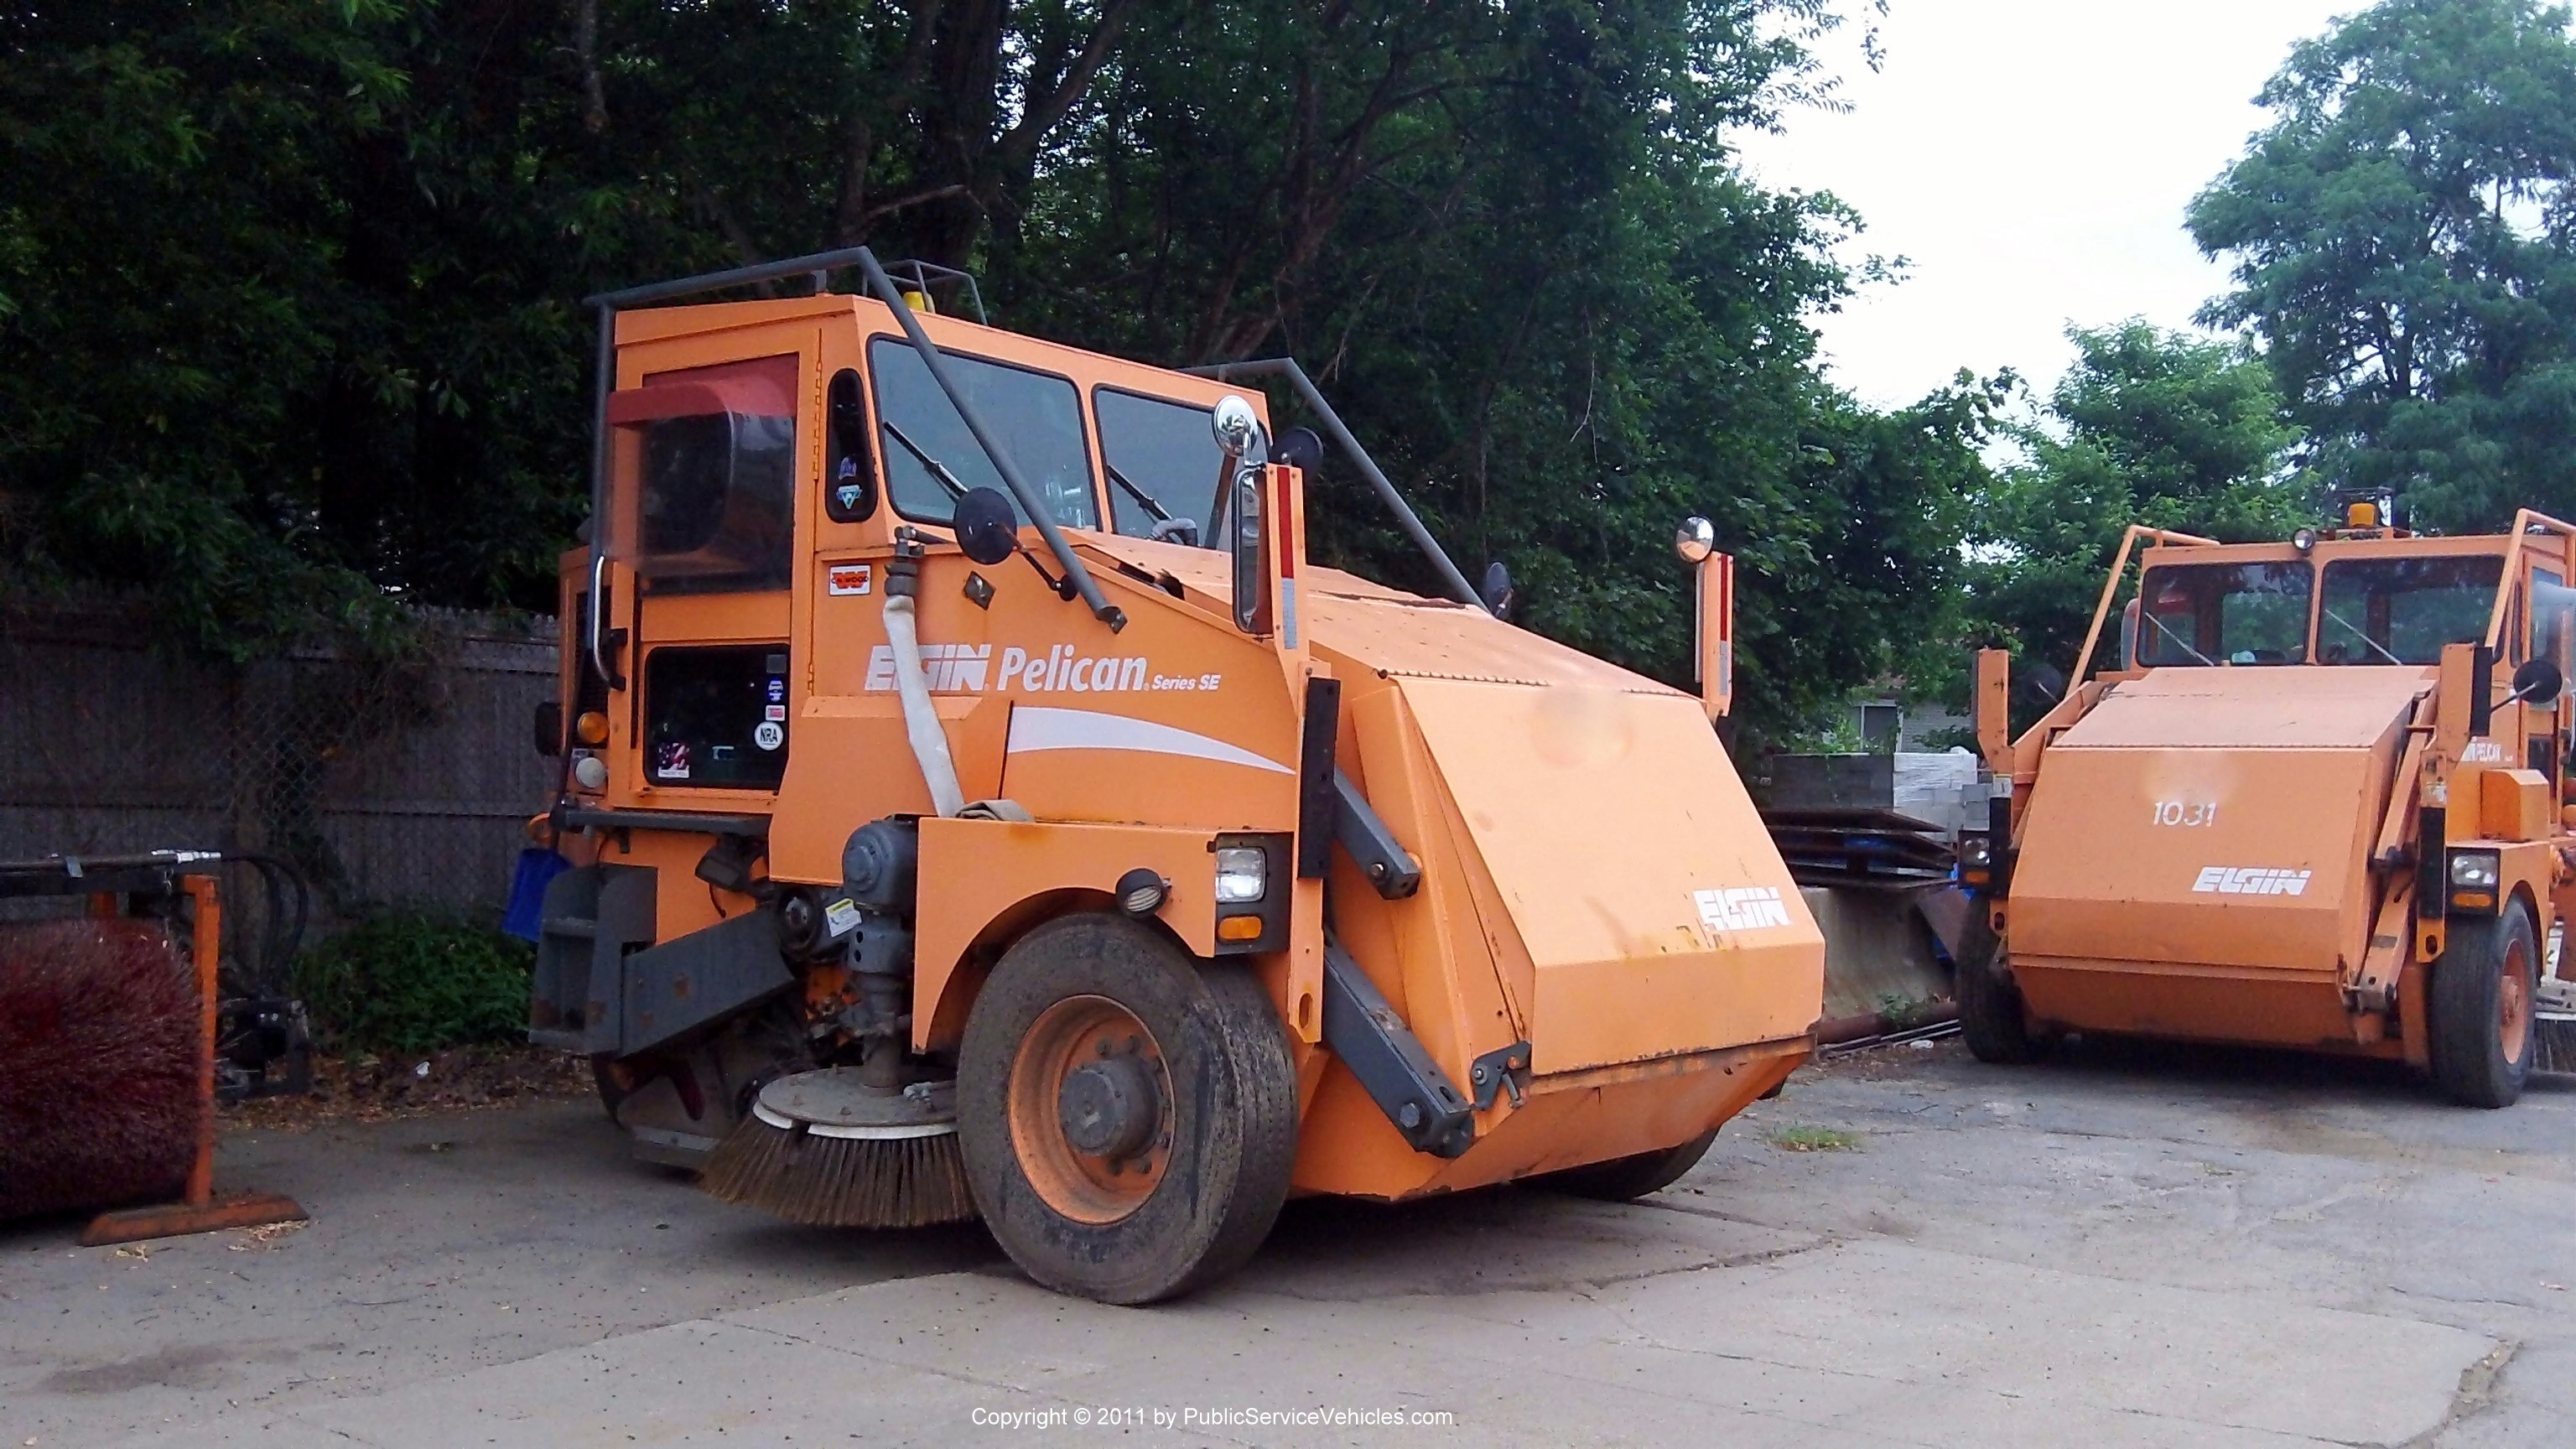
[{"xmin": 610, "ymin": 355, "xmax": 798, "ymax": 594}]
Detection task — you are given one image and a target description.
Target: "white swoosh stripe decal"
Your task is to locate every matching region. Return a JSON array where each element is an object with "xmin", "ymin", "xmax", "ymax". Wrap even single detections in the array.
[{"xmin": 1006, "ymin": 706, "xmax": 1291, "ymax": 775}]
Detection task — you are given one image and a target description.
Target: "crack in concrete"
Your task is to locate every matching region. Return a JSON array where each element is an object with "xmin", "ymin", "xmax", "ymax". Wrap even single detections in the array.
[
  {"xmin": 2400, "ymin": 1338, "xmax": 2520, "ymax": 1449},
  {"xmin": 1242, "ymin": 1236, "xmax": 1838, "ymax": 1304}
]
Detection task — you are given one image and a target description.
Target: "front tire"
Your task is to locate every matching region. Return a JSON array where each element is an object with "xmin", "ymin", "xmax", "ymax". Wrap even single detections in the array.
[
  {"xmin": 958, "ymin": 914, "xmax": 1297, "ymax": 1303},
  {"xmin": 2428, "ymin": 905, "xmax": 2537, "ymax": 1109}
]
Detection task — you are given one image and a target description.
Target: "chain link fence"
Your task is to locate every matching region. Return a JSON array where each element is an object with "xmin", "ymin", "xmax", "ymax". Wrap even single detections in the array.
[{"xmin": 0, "ymin": 596, "xmax": 561, "ymax": 979}]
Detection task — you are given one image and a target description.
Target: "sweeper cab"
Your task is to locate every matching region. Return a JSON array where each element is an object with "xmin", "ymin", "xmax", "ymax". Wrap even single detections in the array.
[
  {"xmin": 1964, "ymin": 498, "xmax": 2576, "ymax": 1107},
  {"xmin": 517, "ymin": 247, "xmax": 1820, "ymax": 1302}
]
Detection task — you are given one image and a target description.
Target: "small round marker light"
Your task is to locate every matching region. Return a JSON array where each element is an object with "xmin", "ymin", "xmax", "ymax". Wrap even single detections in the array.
[
  {"xmin": 572, "ymin": 755, "xmax": 609, "ymax": 790},
  {"xmin": 2292, "ymin": 527, "xmax": 2319, "ymax": 553},
  {"xmin": 1114, "ymin": 867, "xmax": 1168, "ymax": 917},
  {"xmin": 575, "ymin": 710, "xmax": 610, "ymax": 745}
]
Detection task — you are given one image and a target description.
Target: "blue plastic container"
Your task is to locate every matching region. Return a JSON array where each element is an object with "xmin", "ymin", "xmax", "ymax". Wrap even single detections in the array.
[{"xmin": 502, "ymin": 847, "xmax": 570, "ymax": 943}]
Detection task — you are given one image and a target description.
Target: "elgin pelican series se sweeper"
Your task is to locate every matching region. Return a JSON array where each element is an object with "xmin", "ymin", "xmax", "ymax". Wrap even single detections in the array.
[
  {"xmin": 517, "ymin": 247, "xmax": 1823, "ymax": 1301},
  {"xmin": 1962, "ymin": 498, "xmax": 2576, "ymax": 1107}
]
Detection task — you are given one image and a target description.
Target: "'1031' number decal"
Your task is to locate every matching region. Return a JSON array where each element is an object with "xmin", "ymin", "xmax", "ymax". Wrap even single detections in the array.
[{"xmin": 2153, "ymin": 801, "xmax": 2218, "ymax": 827}]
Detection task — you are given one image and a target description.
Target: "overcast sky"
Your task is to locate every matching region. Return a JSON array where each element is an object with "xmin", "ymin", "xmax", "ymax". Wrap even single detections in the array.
[{"xmin": 1730, "ymin": 0, "xmax": 2357, "ymax": 411}]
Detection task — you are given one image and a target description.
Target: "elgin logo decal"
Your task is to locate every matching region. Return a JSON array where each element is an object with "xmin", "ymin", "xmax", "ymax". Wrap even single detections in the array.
[
  {"xmin": 864, "ymin": 642, "xmax": 1222, "ymax": 695},
  {"xmin": 2192, "ymin": 865, "xmax": 2313, "ymax": 896},
  {"xmin": 1695, "ymin": 886, "xmax": 1792, "ymax": 935}
]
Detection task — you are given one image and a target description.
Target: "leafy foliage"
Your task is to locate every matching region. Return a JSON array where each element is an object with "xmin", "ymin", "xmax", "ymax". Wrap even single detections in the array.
[
  {"xmin": 1966, "ymin": 323, "xmax": 2305, "ymax": 688},
  {"xmin": 0, "ymin": 0, "xmax": 1977, "ymax": 741},
  {"xmin": 293, "ymin": 908, "xmax": 534, "ymax": 1055},
  {"xmin": 2189, "ymin": 0, "xmax": 2576, "ymax": 532}
]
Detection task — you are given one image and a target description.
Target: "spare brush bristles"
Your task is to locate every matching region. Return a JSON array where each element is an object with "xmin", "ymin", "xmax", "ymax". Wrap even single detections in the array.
[
  {"xmin": 0, "ymin": 918, "xmax": 204, "ymax": 1222},
  {"xmin": 699, "ymin": 1109, "xmax": 974, "ymax": 1230}
]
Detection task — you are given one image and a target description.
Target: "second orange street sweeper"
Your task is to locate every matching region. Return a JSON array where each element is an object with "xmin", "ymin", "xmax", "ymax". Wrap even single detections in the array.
[
  {"xmin": 513, "ymin": 247, "xmax": 1824, "ymax": 1302},
  {"xmin": 1964, "ymin": 498, "xmax": 2576, "ymax": 1108}
]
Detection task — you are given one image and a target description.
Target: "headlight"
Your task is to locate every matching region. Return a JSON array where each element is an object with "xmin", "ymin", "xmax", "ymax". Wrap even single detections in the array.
[
  {"xmin": 1214, "ymin": 846, "xmax": 1268, "ymax": 904},
  {"xmin": 2449, "ymin": 851, "xmax": 2500, "ymax": 889}
]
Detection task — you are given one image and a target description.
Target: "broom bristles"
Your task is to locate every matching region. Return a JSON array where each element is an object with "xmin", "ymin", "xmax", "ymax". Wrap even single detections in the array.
[
  {"xmin": 699, "ymin": 1112, "xmax": 975, "ymax": 1229},
  {"xmin": 0, "ymin": 919, "xmax": 203, "ymax": 1222},
  {"xmin": 2533, "ymin": 1015, "xmax": 2576, "ymax": 1076}
]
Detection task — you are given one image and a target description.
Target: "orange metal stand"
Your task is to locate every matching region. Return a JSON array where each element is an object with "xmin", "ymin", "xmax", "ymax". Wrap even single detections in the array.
[{"xmin": 78, "ymin": 872, "xmax": 306, "ymax": 1247}]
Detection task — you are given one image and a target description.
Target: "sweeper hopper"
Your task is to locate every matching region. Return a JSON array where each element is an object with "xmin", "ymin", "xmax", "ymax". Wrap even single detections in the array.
[
  {"xmin": 512, "ymin": 247, "xmax": 1823, "ymax": 1301},
  {"xmin": 1963, "ymin": 500, "xmax": 2576, "ymax": 1106}
]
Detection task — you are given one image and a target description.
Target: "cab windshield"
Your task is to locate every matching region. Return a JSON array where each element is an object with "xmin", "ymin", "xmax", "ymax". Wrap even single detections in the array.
[
  {"xmin": 2316, "ymin": 554, "xmax": 2504, "ymax": 665},
  {"xmin": 2137, "ymin": 561, "xmax": 2314, "ymax": 666},
  {"xmin": 869, "ymin": 338, "xmax": 1098, "ymax": 529}
]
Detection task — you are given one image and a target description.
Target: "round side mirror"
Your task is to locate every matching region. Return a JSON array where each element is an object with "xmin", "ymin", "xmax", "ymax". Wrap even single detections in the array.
[
  {"xmin": 1675, "ymin": 517, "xmax": 1715, "ymax": 564},
  {"xmin": 953, "ymin": 487, "xmax": 1021, "ymax": 567},
  {"xmin": 1479, "ymin": 560, "xmax": 1514, "ymax": 619},
  {"xmin": 1212, "ymin": 395, "xmax": 1262, "ymax": 456},
  {"xmin": 1274, "ymin": 427, "xmax": 1324, "ymax": 474},
  {"xmin": 2512, "ymin": 657, "xmax": 2563, "ymax": 707}
]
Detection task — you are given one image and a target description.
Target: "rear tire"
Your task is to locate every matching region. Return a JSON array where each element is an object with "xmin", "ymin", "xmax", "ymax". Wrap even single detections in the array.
[
  {"xmin": 958, "ymin": 913, "xmax": 1297, "ymax": 1304},
  {"xmin": 2428, "ymin": 905, "xmax": 2537, "ymax": 1109},
  {"xmin": 1539, "ymin": 1129, "xmax": 1718, "ymax": 1202},
  {"xmin": 1956, "ymin": 919, "xmax": 2044, "ymax": 1065}
]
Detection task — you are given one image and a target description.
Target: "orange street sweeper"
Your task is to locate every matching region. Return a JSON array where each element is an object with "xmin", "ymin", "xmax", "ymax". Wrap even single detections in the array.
[
  {"xmin": 515, "ymin": 247, "xmax": 1822, "ymax": 1301},
  {"xmin": 1964, "ymin": 498, "xmax": 2576, "ymax": 1107}
]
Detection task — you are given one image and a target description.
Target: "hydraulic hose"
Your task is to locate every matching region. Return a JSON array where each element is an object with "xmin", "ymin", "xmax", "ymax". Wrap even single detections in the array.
[{"xmin": 883, "ymin": 584, "xmax": 965, "ymax": 818}]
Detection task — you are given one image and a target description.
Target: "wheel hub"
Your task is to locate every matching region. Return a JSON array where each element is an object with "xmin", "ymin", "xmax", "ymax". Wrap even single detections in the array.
[
  {"xmin": 1007, "ymin": 995, "xmax": 1173, "ymax": 1223},
  {"xmin": 1058, "ymin": 1056, "xmax": 1159, "ymax": 1158},
  {"xmin": 2502, "ymin": 937, "xmax": 2534, "ymax": 1062}
]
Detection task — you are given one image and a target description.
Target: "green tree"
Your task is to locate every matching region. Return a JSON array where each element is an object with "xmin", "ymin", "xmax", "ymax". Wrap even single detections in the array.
[
  {"xmin": 2188, "ymin": 0, "xmax": 2576, "ymax": 532},
  {"xmin": 1968, "ymin": 322, "xmax": 2304, "ymax": 683},
  {"xmin": 1, "ymin": 0, "xmax": 1981, "ymax": 742}
]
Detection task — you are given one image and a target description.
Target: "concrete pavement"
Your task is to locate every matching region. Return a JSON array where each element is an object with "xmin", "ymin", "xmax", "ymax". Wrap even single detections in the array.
[{"xmin": 10, "ymin": 1036, "xmax": 2574, "ymax": 1446}]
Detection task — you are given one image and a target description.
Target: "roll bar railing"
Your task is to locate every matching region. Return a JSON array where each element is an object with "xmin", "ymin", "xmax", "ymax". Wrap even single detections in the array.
[
  {"xmin": 578, "ymin": 245, "xmax": 1123, "ymax": 652},
  {"xmin": 1184, "ymin": 357, "xmax": 1488, "ymax": 615}
]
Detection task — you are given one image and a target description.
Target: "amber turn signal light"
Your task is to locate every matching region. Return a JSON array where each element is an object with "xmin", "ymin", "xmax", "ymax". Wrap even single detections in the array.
[{"xmin": 575, "ymin": 710, "xmax": 610, "ymax": 745}]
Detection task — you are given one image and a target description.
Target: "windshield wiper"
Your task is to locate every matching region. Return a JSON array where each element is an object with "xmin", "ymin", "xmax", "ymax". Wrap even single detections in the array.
[
  {"xmin": 2322, "ymin": 605, "xmax": 2407, "ymax": 665},
  {"xmin": 880, "ymin": 419, "xmax": 969, "ymax": 499},
  {"xmin": 1105, "ymin": 460, "xmax": 1199, "ymax": 544},
  {"xmin": 1104, "ymin": 460, "xmax": 1171, "ymax": 522},
  {"xmin": 2144, "ymin": 608, "xmax": 2217, "ymax": 667}
]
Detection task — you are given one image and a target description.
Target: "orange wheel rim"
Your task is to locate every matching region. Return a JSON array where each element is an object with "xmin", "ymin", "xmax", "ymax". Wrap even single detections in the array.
[
  {"xmin": 1007, "ymin": 995, "xmax": 1172, "ymax": 1224},
  {"xmin": 2502, "ymin": 935, "xmax": 2533, "ymax": 1062}
]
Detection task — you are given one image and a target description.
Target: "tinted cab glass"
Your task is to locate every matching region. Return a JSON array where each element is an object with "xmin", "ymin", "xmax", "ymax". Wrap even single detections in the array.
[{"xmin": 2137, "ymin": 561, "xmax": 2312, "ymax": 666}]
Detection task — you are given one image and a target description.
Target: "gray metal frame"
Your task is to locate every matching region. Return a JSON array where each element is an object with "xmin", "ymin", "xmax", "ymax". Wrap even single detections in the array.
[{"xmin": 1183, "ymin": 356, "xmax": 1487, "ymax": 613}]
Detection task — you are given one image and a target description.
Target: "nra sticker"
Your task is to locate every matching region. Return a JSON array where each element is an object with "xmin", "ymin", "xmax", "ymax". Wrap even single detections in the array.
[
  {"xmin": 753, "ymin": 720, "xmax": 785, "ymax": 751},
  {"xmin": 828, "ymin": 564, "xmax": 874, "ymax": 596}
]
